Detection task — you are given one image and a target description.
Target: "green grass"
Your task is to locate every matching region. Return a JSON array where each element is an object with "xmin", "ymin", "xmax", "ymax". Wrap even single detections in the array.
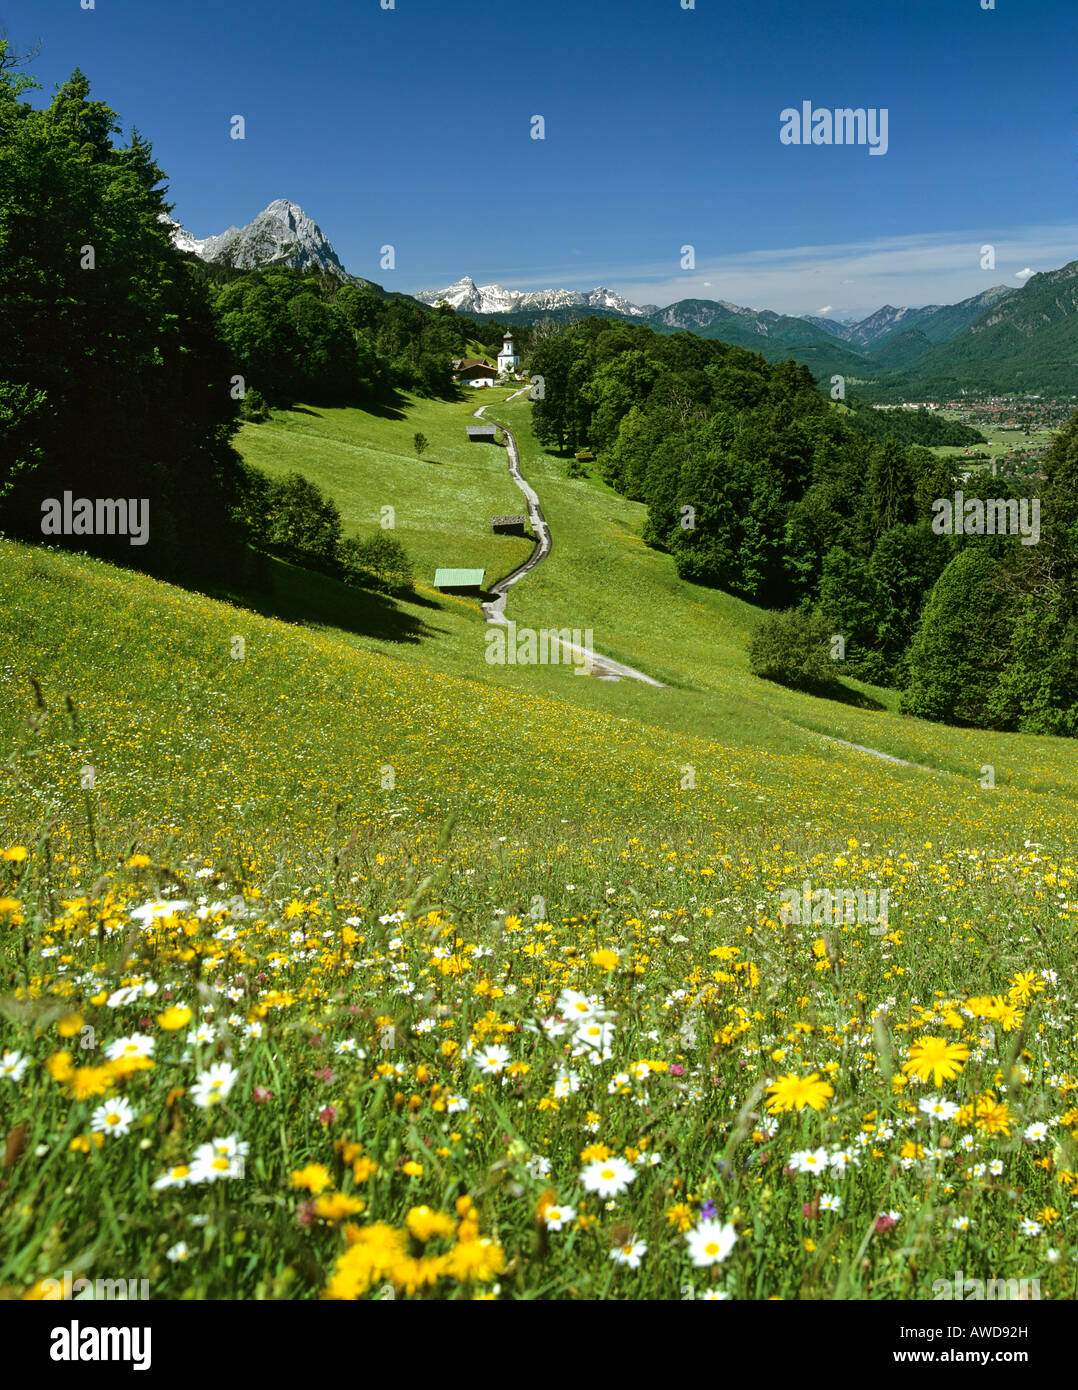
[
  {"xmin": 930, "ymin": 419, "xmax": 1058, "ymax": 467},
  {"xmin": 1, "ymin": 391, "xmax": 1077, "ymax": 1301},
  {"xmin": 230, "ymin": 391, "xmax": 1078, "ymax": 803},
  {"xmin": 237, "ymin": 394, "xmax": 534, "ymax": 586}
]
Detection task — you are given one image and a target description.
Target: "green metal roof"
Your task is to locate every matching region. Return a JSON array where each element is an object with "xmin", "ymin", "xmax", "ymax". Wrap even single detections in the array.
[{"xmin": 434, "ymin": 568, "xmax": 485, "ymax": 587}]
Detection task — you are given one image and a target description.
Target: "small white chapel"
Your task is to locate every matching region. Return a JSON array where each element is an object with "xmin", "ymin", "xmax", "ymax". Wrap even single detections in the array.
[{"xmin": 497, "ymin": 330, "xmax": 520, "ymax": 377}]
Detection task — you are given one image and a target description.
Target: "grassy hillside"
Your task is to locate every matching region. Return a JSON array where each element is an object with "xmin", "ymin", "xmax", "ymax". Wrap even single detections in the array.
[
  {"xmin": 1, "ymin": 391, "xmax": 1077, "ymax": 1302},
  {"xmin": 236, "ymin": 395, "xmax": 534, "ymax": 585},
  {"xmin": 230, "ymin": 390, "xmax": 1078, "ymax": 800}
]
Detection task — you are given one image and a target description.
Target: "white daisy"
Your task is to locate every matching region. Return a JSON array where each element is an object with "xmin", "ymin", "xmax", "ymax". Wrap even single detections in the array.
[
  {"xmin": 104, "ymin": 1034, "xmax": 155, "ymax": 1062},
  {"xmin": 473, "ymin": 1045, "xmax": 511, "ymax": 1076},
  {"xmin": 789, "ymin": 1147, "xmax": 829, "ymax": 1174},
  {"xmin": 189, "ymin": 1141, "xmax": 245, "ymax": 1182},
  {"xmin": 542, "ymin": 1203, "xmax": 575, "ymax": 1232},
  {"xmin": 573, "ymin": 1020, "xmax": 616, "ymax": 1054},
  {"xmin": 153, "ymin": 1162, "xmax": 193, "ymax": 1190},
  {"xmin": 580, "ymin": 1157, "xmax": 635, "ymax": 1197},
  {"xmin": 90, "ymin": 1096, "xmax": 135, "ymax": 1138},
  {"xmin": 0, "ymin": 1050, "xmax": 28, "ymax": 1083},
  {"xmin": 190, "ymin": 1062, "xmax": 238, "ymax": 1109},
  {"xmin": 130, "ymin": 900, "xmax": 191, "ymax": 929},
  {"xmin": 106, "ymin": 985, "xmax": 143, "ymax": 1009},
  {"xmin": 686, "ymin": 1219, "xmax": 738, "ymax": 1266},
  {"xmin": 919, "ymin": 1096, "xmax": 960, "ymax": 1121},
  {"xmin": 557, "ymin": 989, "xmax": 603, "ymax": 1023},
  {"xmin": 609, "ymin": 1237, "xmax": 646, "ymax": 1268}
]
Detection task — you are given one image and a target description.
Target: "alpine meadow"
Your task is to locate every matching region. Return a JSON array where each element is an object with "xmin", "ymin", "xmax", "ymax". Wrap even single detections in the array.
[{"xmin": 1, "ymin": 0, "xmax": 1078, "ymax": 1343}]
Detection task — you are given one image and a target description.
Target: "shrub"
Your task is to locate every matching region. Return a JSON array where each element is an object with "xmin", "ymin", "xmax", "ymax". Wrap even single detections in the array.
[
  {"xmin": 749, "ymin": 607, "xmax": 836, "ymax": 691},
  {"xmin": 238, "ymin": 387, "xmax": 271, "ymax": 423},
  {"xmin": 339, "ymin": 531, "xmax": 414, "ymax": 593},
  {"xmin": 262, "ymin": 472, "xmax": 343, "ymax": 573}
]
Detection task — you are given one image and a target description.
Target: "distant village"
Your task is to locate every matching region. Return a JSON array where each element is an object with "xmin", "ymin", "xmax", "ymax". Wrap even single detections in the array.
[
  {"xmin": 883, "ymin": 394, "xmax": 1076, "ymax": 432},
  {"xmin": 875, "ymin": 393, "xmax": 1073, "ymax": 477}
]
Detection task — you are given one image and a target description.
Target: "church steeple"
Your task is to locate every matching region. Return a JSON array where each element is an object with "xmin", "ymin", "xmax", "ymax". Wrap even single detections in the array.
[{"xmin": 497, "ymin": 329, "xmax": 519, "ymax": 376}]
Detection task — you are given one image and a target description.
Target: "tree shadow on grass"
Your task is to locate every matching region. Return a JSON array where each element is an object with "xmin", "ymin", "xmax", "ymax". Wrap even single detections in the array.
[
  {"xmin": 279, "ymin": 388, "xmax": 411, "ymax": 423},
  {"xmin": 200, "ymin": 553, "xmax": 448, "ymax": 645},
  {"xmin": 801, "ymin": 678, "xmax": 886, "ymax": 711},
  {"xmin": 397, "ymin": 588, "xmax": 444, "ymax": 612},
  {"xmin": 357, "ymin": 396, "xmax": 409, "ymax": 422},
  {"xmin": 760, "ymin": 674, "xmax": 886, "ymax": 711}
]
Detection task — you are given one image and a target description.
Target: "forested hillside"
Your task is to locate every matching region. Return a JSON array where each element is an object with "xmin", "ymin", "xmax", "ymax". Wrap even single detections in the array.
[
  {"xmin": 0, "ymin": 57, "xmax": 524, "ymax": 585},
  {"xmin": 3, "ymin": 53, "xmax": 1075, "ymax": 737},
  {"xmin": 530, "ymin": 319, "xmax": 1078, "ymax": 733}
]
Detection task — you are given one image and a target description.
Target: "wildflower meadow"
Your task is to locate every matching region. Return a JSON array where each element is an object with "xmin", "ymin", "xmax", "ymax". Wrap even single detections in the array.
[{"xmin": 1, "ymin": 564, "xmax": 1075, "ymax": 1302}]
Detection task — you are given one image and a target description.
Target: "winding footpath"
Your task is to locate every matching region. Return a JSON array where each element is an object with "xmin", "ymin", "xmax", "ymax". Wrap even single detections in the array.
[
  {"xmin": 473, "ymin": 397, "xmax": 663, "ymax": 686},
  {"xmin": 467, "ymin": 398, "xmax": 960, "ymax": 772}
]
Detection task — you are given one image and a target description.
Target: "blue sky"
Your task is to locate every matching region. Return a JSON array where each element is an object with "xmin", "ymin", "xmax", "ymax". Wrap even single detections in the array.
[{"xmin": 7, "ymin": 0, "xmax": 1078, "ymax": 317}]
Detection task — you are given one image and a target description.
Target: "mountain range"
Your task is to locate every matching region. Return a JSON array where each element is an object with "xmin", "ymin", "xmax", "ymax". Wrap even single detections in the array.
[
  {"xmin": 165, "ymin": 200, "xmax": 1078, "ymax": 398},
  {"xmin": 411, "ymin": 275, "xmax": 658, "ymax": 319}
]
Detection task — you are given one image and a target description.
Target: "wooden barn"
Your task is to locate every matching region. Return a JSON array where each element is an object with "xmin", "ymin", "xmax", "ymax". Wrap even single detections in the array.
[
  {"xmin": 466, "ymin": 425, "xmax": 498, "ymax": 442},
  {"xmin": 434, "ymin": 567, "xmax": 485, "ymax": 596},
  {"xmin": 491, "ymin": 515, "xmax": 527, "ymax": 536}
]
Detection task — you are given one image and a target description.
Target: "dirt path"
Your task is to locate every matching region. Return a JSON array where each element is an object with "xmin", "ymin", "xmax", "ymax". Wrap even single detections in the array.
[
  {"xmin": 818, "ymin": 734, "xmax": 939, "ymax": 773},
  {"xmin": 473, "ymin": 401, "xmax": 663, "ymax": 686}
]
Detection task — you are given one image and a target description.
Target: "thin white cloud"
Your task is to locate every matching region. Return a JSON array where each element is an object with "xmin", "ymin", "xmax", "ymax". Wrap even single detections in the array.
[{"xmin": 445, "ymin": 223, "xmax": 1078, "ymax": 318}]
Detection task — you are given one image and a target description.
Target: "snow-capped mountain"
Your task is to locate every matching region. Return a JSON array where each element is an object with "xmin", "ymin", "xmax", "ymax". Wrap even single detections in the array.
[
  {"xmin": 162, "ymin": 200, "xmax": 351, "ymax": 281},
  {"xmin": 156, "ymin": 203, "xmax": 1026, "ymax": 371},
  {"xmin": 412, "ymin": 275, "xmax": 653, "ymax": 317},
  {"xmin": 161, "ymin": 217, "xmax": 209, "ymax": 257}
]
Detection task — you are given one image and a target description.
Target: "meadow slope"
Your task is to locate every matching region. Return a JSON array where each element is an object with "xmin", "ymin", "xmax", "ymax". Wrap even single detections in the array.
[{"xmin": 0, "ymin": 392, "xmax": 1076, "ymax": 1301}]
